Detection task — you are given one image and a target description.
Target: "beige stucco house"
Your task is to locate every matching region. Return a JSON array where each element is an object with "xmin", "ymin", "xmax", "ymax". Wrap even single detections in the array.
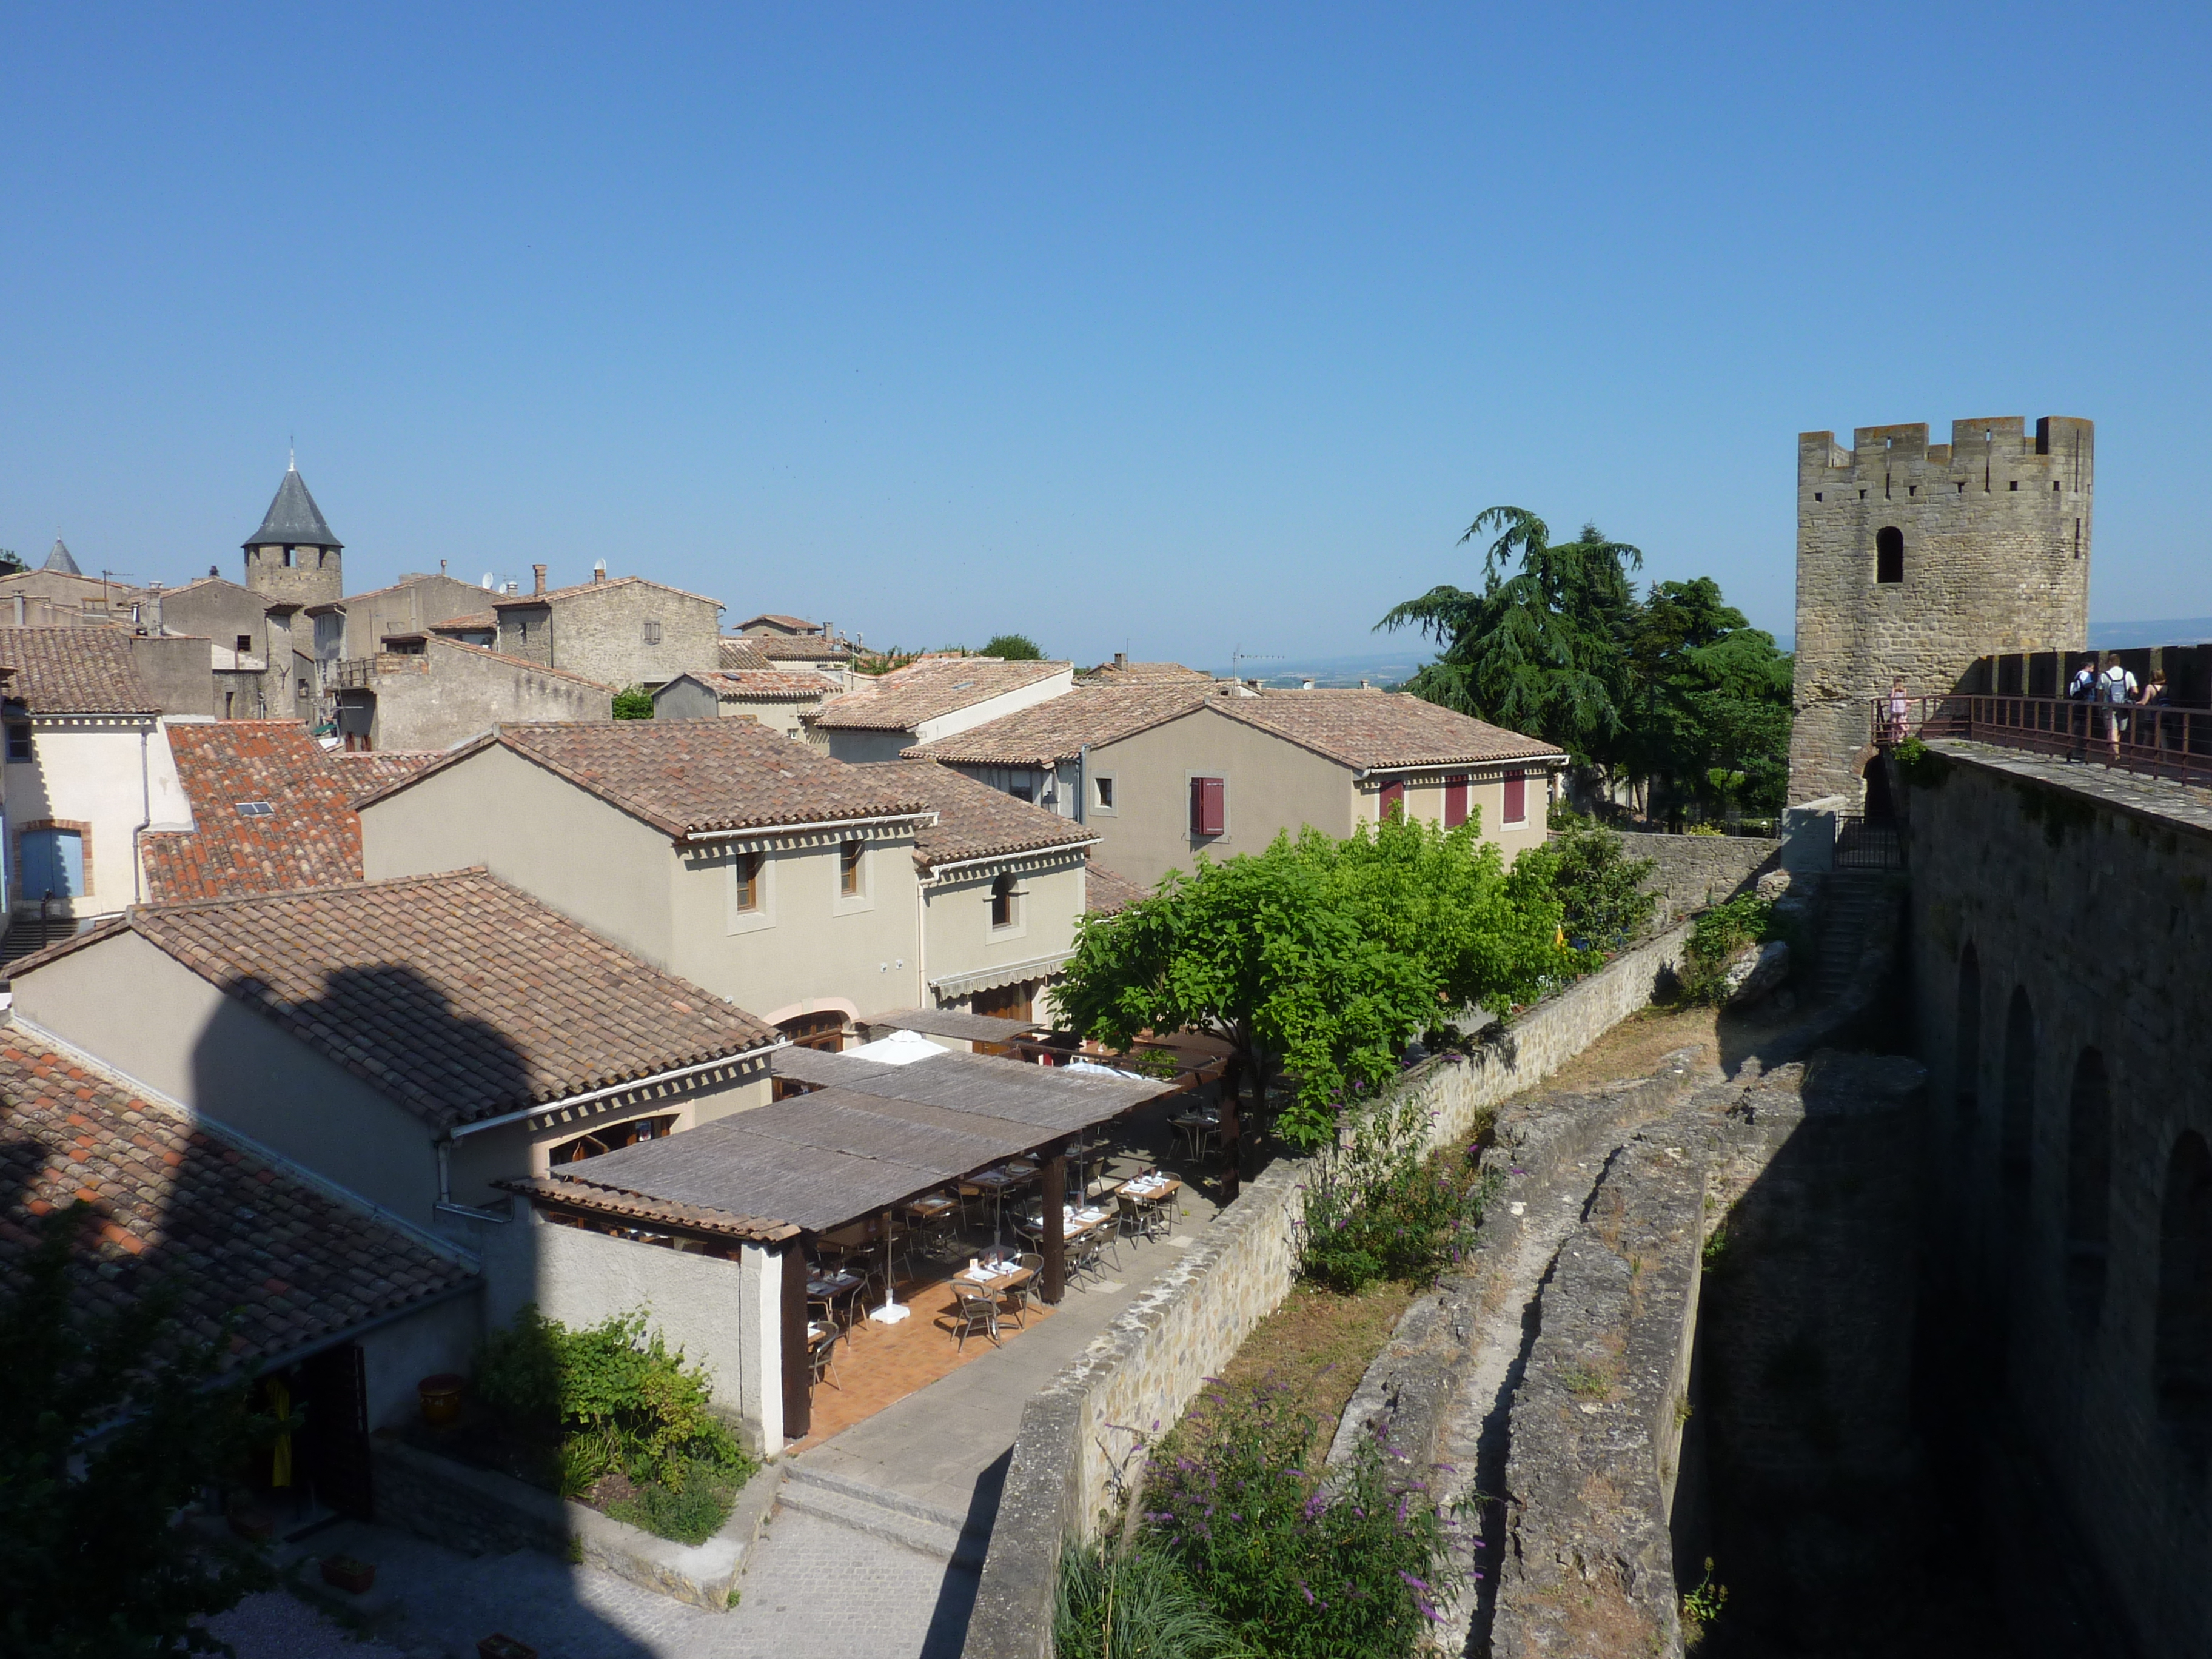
[
  {"xmin": 357, "ymin": 719, "xmax": 943, "ymax": 1044},
  {"xmin": 4, "ymin": 869, "xmax": 780, "ymax": 1250},
  {"xmin": 908, "ymin": 685, "xmax": 1569, "ymax": 888},
  {"xmin": 862, "ymin": 760, "xmax": 1097, "ymax": 1022},
  {"xmin": 805, "ymin": 655, "xmax": 1074, "ymax": 764}
]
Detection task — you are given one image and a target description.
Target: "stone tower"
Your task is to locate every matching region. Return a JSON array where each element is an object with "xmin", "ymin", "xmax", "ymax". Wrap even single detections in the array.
[
  {"xmin": 1787, "ymin": 416, "xmax": 2091, "ymax": 806},
  {"xmin": 241, "ymin": 460, "xmax": 343, "ymax": 608}
]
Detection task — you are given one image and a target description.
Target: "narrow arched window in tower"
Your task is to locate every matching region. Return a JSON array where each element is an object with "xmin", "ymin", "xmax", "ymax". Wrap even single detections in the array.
[
  {"xmin": 2157, "ymin": 1131, "xmax": 2212, "ymax": 1461},
  {"xmin": 1876, "ymin": 526, "xmax": 1905, "ymax": 584},
  {"xmin": 2065, "ymin": 1047, "xmax": 2113, "ymax": 1328},
  {"xmin": 1954, "ymin": 945, "xmax": 1982, "ymax": 1127}
]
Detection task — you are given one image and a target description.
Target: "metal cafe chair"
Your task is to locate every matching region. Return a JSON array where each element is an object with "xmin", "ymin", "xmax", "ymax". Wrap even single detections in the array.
[
  {"xmin": 808, "ymin": 1322, "xmax": 843, "ymax": 1391},
  {"xmin": 1002, "ymin": 1252, "xmax": 1046, "ymax": 1328},
  {"xmin": 953, "ymin": 1291, "xmax": 1002, "ymax": 1352}
]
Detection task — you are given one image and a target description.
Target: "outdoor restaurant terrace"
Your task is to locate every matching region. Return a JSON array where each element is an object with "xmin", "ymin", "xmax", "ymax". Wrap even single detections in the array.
[{"xmin": 501, "ymin": 1014, "xmax": 1238, "ymax": 1444}]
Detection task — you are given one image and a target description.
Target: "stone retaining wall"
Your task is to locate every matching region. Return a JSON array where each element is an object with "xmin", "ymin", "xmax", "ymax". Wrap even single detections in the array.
[
  {"xmin": 1615, "ymin": 830, "xmax": 1780, "ymax": 922},
  {"xmin": 960, "ymin": 920, "xmax": 1692, "ymax": 1659}
]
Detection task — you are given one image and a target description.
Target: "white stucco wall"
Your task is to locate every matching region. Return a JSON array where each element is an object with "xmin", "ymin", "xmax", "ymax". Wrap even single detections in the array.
[
  {"xmin": 923, "ymin": 853, "xmax": 1086, "ymax": 1002},
  {"xmin": 483, "ymin": 1209, "xmax": 786, "ymax": 1452},
  {"xmin": 5, "ymin": 719, "xmax": 184, "ymax": 917}
]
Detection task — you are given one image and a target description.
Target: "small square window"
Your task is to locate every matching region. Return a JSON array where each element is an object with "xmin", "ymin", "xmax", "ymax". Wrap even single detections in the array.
[
  {"xmin": 839, "ymin": 839, "xmax": 863, "ymax": 896},
  {"xmin": 235, "ymin": 634, "xmax": 253, "ymax": 652},
  {"xmin": 1094, "ymin": 776, "xmax": 1114, "ymax": 811},
  {"xmin": 733, "ymin": 850, "xmax": 762, "ymax": 912}
]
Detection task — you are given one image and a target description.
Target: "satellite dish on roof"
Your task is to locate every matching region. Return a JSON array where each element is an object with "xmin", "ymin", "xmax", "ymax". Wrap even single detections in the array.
[{"xmin": 481, "ymin": 572, "xmax": 494, "ymax": 589}]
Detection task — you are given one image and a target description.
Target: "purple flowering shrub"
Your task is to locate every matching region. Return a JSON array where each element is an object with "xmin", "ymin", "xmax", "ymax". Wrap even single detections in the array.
[{"xmin": 1138, "ymin": 1381, "xmax": 1469, "ymax": 1659}]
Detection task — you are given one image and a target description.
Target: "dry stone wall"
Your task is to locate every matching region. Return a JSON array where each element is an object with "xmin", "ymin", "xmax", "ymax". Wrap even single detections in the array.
[{"xmin": 1615, "ymin": 830, "xmax": 1778, "ymax": 922}]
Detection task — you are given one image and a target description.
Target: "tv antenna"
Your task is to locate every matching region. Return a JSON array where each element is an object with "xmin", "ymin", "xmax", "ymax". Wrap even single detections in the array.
[{"xmin": 1230, "ymin": 645, "xmax": 1284, "ymax": 677}]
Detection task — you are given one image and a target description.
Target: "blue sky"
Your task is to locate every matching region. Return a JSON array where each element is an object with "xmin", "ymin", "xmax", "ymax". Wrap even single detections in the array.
[{"xmin": 4, "ymin": 4, "xmax": 2207, "ymax": 668}]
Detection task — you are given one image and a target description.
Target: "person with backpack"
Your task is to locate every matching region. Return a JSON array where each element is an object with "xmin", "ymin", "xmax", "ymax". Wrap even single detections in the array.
[
  {"xmin": 2098, "ymin": 652, "xmax": 2139, "ymax": 757},
  {"xmin": 2065, "ymin": 658, "xmax": 2099, "ymax": 754}
]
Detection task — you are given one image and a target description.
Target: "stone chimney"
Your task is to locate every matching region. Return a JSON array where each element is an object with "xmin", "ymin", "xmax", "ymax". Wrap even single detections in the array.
[
  {"xmin": 1114, "ymin": 651, "xmax": 1127, "ymax": 671},
  {"xmin": 532, "ymin": 564, "xmax": 548, "ymax": 595}
]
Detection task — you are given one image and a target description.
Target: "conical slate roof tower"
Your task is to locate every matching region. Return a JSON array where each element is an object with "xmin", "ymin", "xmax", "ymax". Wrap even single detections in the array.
[{"xmin": 241, "ymin": 458, "xmax": 342, "ymax": 606}]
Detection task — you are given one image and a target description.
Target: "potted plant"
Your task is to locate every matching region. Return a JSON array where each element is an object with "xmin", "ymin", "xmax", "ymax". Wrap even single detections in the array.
[
  {"xmin": 418, "ymin": 1372, "xmax": 466, "ymax": 1426},
  {"xmin": 320, "ymin": 1555, "xmax": 377, "ymax": 1595}
]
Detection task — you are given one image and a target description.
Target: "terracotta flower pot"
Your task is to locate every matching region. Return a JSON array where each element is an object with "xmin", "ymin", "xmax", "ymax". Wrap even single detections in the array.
[
  {"xmin": 320, "ymin": 1555, "xmax": 377, "ymax": 1595},
  {"xmin": 418, "ymin": 1372, "xmax": 466, "ymax": 1426}
]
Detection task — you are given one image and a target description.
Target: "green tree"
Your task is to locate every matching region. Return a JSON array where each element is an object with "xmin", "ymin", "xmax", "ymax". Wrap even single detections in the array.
[
  {"xmin": 0, "ymin": 1204, "xmax": 272, "ymax": 1657},
  {"xmin": 1377, "ymin": 508, "xmax": 1643, "ymax": 775},
  {"xmin": 0, "ymin": 549, "xmax": 25, "ymax": 577},
  {"xmin": 1623, "ymin": 578, "xmax": 1793, "ymax": 819},
  {"xmin": 979, "ymin": 633, "xmax": 1044, "ymax": 660},
  {"xmin": 1052, "ymin": 817, "xmax": 1570, "ymax": 1148},
  {"xmin": 612, "ymin": 684, "xmax": 655, "ymax": 719}
]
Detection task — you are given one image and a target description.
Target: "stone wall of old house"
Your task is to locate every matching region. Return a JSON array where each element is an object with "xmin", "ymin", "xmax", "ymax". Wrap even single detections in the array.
[
  {"xmin": 497, "ymin": 583, "xmax": 722, "ymax": 689},
  {"xmin": 1908, "ymin": 742, "xmax": 2212, "ymax": 1656},
  {"xmin": 1789, "ymin": 417, "xmax": 2091, "ymax": 806},
  {"xmin": 353, "ymin": 642, "xmax": 611, "ymax": 750}
]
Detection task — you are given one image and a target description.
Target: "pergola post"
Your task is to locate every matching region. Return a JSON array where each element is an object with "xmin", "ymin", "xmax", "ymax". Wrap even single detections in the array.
[
  {"xmin": 781, "ymin": 1238, "xmax": 811, "ymax": 1441},
  {"xmin": 1041, "ymin": 1138, "xmax": 1069, "ymax": 1304}
]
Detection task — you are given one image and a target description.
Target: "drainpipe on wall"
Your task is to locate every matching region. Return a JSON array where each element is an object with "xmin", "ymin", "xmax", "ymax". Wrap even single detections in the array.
[
  {"xmin": 130, "ymin": 726, "xmax": 151, "ymax": 905},
  {"xmin": 915, "ymin": 871, "xmax": 928, "ymax": 1008},
  {"xmin": 1074, "ymin": 744, "xmax": 1088, "ymax": 826}
]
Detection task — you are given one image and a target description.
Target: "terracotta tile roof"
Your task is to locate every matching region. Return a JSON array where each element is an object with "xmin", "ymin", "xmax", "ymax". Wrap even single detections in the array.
[
  {"xmin": 736, "ymin": 614, "xmax": 820, "ymax": 633},
  {"xmin": 12, "ymin": 871, "xmax": 777, "ymax": 1129},
  {"xmin": 862, "ymin": 762, "xmax": 1096, "ymax": 872},
  {"xmin": 903, "ymin": 684, "xmax": 1215, "ymax": 766},
  {"xmin": 429, "ymin": 611, "xmax": 498, "ymax": 632},
  {"xmin": 1084, "ymin": 858, "xmax": 1148, "ymax": 915},
  {"xmin": 143, "ymin": 723, "xmax": 369, "ymax": 903},
  {"xmin": 810, "ymin": 657, "xmax": 1071, "ymax": 732},
  {"xmin": 1211, "ymin": 690, "xmax": 1567, "ymax": 771},
  {"xmin": 358, "ymin": 719, "xmax": 936, "ymax": 842},
  {"xmin": 0, "ymin": 1025, "xmax": 472, "ymax": 1370},
  {"xmin": 0, "ymin": 628, "xmax": 160, "ymax": 716},
  {"xmin": 327, "ymin": 749, "xmax": 444, "ymax": 797},
  {"xmin": 685, "ymin": 669, "xmax": 839, "ymax": 702},
  {"xmin": 491, "ymin": 574, "xmax": 725, "ymax": 611},
  {"xmin": 1074, "ymin": 660, "xmax": 1212, "ymax": 686},
  {"xmin": 747, "ymin": 634, "xmax": 851, "ymax": 663},
  {"xmin": 718, "ymin": 638, "xmax": 774, "ymax": 671}
]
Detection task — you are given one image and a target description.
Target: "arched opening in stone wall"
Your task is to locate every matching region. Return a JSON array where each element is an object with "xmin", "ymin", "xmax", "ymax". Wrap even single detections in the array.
[
  {"xmin": 2065, "ymin": 1047, "xmax": 2113, "ymax": 1329},
  {"xmin": 1994, "ymin": 987, "xmax": 2037, "ymax": 1362},
  {"xmin": 1954, "ymin": 944, "xmax": 1982, "ymax": 1127},
  {"xmin": 2156, "ymin": 1131, "xmax": 2212, "ymax": 1461},
  {"xmin": 1862, "ymin": 754, "xmax": 1895, "ymax": 823},
  {"xmin": 1876, "ymin": 525, "xmax": 1905, "ymax": 584}
]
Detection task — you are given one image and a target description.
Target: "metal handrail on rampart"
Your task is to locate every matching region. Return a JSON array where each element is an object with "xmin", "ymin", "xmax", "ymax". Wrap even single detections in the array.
[{"xmin": 1872, "ymin": 694, "xmax": 2212, "ymax": 789}]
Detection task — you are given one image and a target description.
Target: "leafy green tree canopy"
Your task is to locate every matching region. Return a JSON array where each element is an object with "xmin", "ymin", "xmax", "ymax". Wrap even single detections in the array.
[
  {"xmin": 1051, "ymin": 817, "xmax": 1572, "ymax": 1148},
  {"xmin": 1624, "ymin": 577, "xmax": 1793, "ymax": 817},
  {"xmin": 0, "ymin": 1204, "xmax": 272, "ymax": 1658},
  {"xmin": 1377, "ymin": 508, "xmax": 1643, "ymax": 769},
  {"xmin": 978, "ymin": 633, "xmax": 1044, "ymax": 660},
  {"xmin": 612, "ymin": 684, "xmax": 655, "ymax": 719}
]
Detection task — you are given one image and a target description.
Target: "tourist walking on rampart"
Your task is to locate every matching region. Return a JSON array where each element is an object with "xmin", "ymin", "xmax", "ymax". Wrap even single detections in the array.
[{"xmin": 2099, "ymin": 652, "xmax": 2139, "ymax": 757}]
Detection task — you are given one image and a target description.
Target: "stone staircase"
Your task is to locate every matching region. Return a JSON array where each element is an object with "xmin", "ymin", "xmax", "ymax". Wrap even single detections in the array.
[
  {"xmin": 1811, "ymin": 873, "xmax": 1892, "ymax": 1001},
  {"xmin": 775, "ymin": 1463, "xmax": 989, "ymax": 1566}
]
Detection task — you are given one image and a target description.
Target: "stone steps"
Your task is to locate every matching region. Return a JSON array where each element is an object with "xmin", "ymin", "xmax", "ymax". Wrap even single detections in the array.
[
  {"xmin": 775, "ymin": 1463, "xmax": 982, "ymax": 1564},
  {"xmin": 1811, "ymin": 877, "xmax": 1889, "ymax": 996}
]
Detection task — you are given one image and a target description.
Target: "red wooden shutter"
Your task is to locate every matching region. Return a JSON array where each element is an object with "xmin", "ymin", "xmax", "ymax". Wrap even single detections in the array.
[
  {"xmin": 1502, "ymin": 771, "xmax": 1527, "ymax": 824},
  {"xmin": 1443, "ymin": 775, "xmax": 1469, "ymax": 828},
  {"xmin": 1379, "ymin": 780, "xmax": 1405, "ymax": 820},
  {"xmin": 1190, "ymin": 776, "xmax": 1225, "ymax": 837}
]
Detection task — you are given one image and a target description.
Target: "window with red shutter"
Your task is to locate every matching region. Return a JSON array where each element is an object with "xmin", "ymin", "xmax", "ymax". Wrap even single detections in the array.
[
  {"xmin": 1379, "ymin": 779, "xmax": 1405, "ymax": 820},
  {"xmin": 1443, "ymin": 775, "xmax": 1469, "ymax": 828},
  {"xmin": 1502, "ymin": 771, "xmax": 1527, "ymax": 825},
  {"xmin": 1190, "ymin": 776, "xmax": 1225, "ymax": 838}
]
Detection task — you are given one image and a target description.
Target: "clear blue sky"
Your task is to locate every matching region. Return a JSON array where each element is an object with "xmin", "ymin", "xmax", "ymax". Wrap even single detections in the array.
[{"xmin": 5, "ymin": 4, "xmax": 2207, "ymax": 667}]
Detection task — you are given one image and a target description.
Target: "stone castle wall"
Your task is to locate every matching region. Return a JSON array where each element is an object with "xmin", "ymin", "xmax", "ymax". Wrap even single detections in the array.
[
  {"xmin": 1615, "ymin": 829, "xmax": 1779, "ymax": 921},
  {"xmin": 1789, "ymin": 417, "xmax": 2091, "ymax": 805},
  {"xmin": 1907, "ymin": 742, "xmax": 2212, "ymax": 1655}
]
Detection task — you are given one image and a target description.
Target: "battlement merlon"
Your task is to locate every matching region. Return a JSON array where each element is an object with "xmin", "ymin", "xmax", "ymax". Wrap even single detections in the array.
[{"xmin": 1798, "ymin": 416, "xmax": 2093, "ymax": 480}]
